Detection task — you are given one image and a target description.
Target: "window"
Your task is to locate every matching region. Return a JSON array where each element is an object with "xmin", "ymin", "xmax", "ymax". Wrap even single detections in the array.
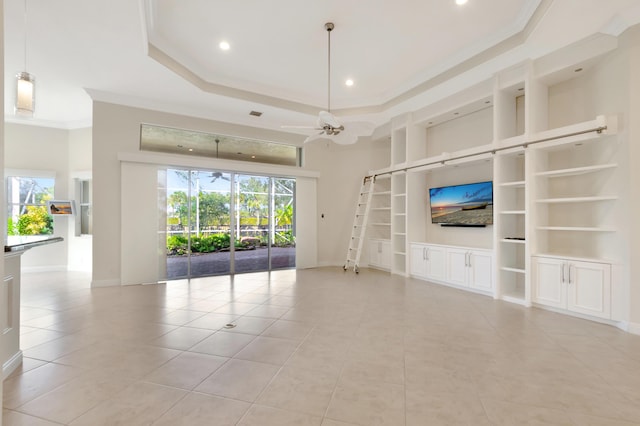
[
  {"xmin": 6, "ymin": 175, "xmax": 55, "ymax": 236},
  {"xmin": 140, "ymin": 124, "xmax": 302, "ymax": 167},
  {"xmin": 78, "ymin": 179, "xmax": 92, "ymax": 235}
]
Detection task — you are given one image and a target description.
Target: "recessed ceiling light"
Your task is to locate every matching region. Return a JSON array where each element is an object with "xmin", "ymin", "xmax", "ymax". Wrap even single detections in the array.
[
  {"xmin": 456, "ymin": 0, "xmax": 468, "ymax": 5},
  {"xmin": 345, "ymin": 79, "xmax": 354, "ymax": 87},
  {"xmin": 251, "ymin": 155, "xmax": 256, "ymax": 159},
  {"xmin": 219, "ymin": 41, "xmax": 230, "ymax": 51},
  {"xmin": 188, "ymin": 148, "xmax": 194, "ymax": 152}
]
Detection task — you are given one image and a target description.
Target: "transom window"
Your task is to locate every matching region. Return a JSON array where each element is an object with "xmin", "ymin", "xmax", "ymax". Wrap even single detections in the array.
[{"xmin": 140, "ymin": 124, "xmax": 301, "ymax": 167}]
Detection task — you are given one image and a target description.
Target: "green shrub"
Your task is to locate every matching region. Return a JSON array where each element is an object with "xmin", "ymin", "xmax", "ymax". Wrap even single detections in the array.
[
  {"xmin": 167, "ymin": 235, "xmax": 188, "ymax": 255},
  {"xmin": 7, "ymin": 207, "xmax": 53, "ymax": 236},
  {"xmin": 274, "ymin": 230, "xmax": 295, "ymax": 247},
  {"xmin": 167, "ymin": 233, "xmax": 233, "ymax": 255}
]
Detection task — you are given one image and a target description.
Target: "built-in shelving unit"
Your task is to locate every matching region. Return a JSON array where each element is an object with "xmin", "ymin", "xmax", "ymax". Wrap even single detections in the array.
[
  {"xmin": 362, "ymin": 35, "xmax": 624, "ymax": 324},
  {"xmin": 391, "ymin": 172, "xmax": 407, "ymax": 275},
  {"xmin": 532, "ymin": 138, "xmax": 618, "ymax": 260},
  {"xmin": 367, "ymin": 176, "xmax": 391, "ymax": 240},
  {"xmin": 495, "ymin": 149, "xmax": 528, "ymax": 304}
]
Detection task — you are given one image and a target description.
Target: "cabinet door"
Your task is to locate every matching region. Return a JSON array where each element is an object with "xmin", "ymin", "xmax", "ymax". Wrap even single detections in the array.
[
  {"xmin": 369, "ymin": 240, "xmax": 381, "ymax": 267},
  {"xmin": 425, "ymin": 245, "xmax": 446, "ymax": 282},
  {"xmin": 380, "ymin": 241, "xmax": 392, "ymax": 270},
  {"xmin": 468, "ymin": 250, "xmax": 493, "ymax": 292},
  {"xmin": 532, "ymin": 257, "xmax": 565, "ymax": 309},
  {"xmin": 567, "ymin": 261, "xmax": 611, "ymax": 319},
  {"xmin": 410, "ymin": 244, "xmax": 427, "ymax": 278},
  {"xmin": 446, "ymin": 248, "xmax": 468, "ymax": 287}
]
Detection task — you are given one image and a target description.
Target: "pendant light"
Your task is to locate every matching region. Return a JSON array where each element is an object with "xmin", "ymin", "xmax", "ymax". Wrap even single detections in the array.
[{"xmin": 16, "ymin": 0, "xmax": 35, "ymax": 117}]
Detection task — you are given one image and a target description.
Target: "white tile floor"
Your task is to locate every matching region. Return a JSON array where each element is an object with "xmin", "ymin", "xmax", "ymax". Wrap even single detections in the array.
[{"xmin": 3, "ymin": 267, "xmax": 640, "ymax": 425}]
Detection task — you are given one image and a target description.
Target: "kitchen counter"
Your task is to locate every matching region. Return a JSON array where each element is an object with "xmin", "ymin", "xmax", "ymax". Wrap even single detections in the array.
[
  {"xmin": 5, "ymin": 235, "xmax": 64, "ymax": 253},
  {"xmin": 2, "ymin": 236, "xmax": 64, "ymax": 379}
]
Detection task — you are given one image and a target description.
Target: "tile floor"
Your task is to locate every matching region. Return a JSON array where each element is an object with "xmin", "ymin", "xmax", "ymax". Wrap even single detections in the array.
[{"xmin": 3, "ymin": 267, "xmax": 640, "ymax": 425}]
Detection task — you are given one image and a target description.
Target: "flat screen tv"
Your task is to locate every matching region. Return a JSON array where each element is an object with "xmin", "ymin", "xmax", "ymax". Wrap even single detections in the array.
[
  {"xmin": 47, "ymin": 200, "xmax": 76, "ymax": 216},
  {"xmin": 429, "ymin": 181, "xmax": 493, "ymax": 227}
]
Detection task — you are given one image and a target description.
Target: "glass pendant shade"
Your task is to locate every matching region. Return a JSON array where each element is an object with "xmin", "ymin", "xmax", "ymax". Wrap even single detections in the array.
[{"xmin": 16, "ymin": 71, "xmax": 35, "ymax": 117}]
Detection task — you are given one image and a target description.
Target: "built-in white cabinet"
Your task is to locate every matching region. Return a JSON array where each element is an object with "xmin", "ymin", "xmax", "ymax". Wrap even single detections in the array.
[
  {"xmin": 532, "ymin": 255, "xmax": 611, "ymax": 319},
  {"xmin": 369, "ymin": 239, "xmax": 391, "ymax": 270},
  {"xmin": 445, "ymin": 247, "xmax": 493, "ymax": 291},
  {"xmin": 410, "ymin": 243, "xmax": 446, "ymax": 282},
  {"xmin": 368, "ymin": 37, "xmax": 624, "ymax": 328},
  {"xmin": 410, "ymin": 243, "xmax": 493, "ymax": 294}
]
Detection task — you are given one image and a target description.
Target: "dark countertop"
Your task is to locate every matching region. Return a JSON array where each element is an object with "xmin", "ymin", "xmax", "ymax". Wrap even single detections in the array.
[{"xmin": 5, "ymin": 236, "xmax": 64, "ymax": 253}]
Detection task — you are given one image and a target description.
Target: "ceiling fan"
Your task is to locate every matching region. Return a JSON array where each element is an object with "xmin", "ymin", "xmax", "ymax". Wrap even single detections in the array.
[{"xmin": 283, "ymin": 22, "xmax": 374, "ymax": 145}]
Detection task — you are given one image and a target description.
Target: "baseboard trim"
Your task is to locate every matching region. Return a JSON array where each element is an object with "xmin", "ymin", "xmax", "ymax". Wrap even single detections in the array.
[
  {"xmin": 3, "ymin": 350, "xmax": 23, "ymax": 380},
  {"xmin": 91, "ymin": 279, "xmax": 121, "ymax": 288},
  {"xmin": 22, "ymin": 265, "xmax": 67, "ymax": 273},
  {"xmin": 623, "ymin": 321, "xmax": 640, "ymax": 335}
]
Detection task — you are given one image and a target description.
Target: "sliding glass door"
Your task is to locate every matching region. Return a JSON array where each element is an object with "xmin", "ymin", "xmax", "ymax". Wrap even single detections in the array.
[{"xmin": 163, "ymin": 169, "xmax": 295, "ymax": 279}]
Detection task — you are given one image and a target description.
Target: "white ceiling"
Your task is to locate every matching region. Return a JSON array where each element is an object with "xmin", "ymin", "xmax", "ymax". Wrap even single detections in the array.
[{"xmin": 4, "ymin": 0, "xmax": 640, "ymax": 138}]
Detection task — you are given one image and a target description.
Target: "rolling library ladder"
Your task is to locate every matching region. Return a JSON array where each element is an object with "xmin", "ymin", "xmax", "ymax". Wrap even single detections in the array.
[{"xmin": 344, "ymin": 175, "xmax": 376, "ymax": 273}]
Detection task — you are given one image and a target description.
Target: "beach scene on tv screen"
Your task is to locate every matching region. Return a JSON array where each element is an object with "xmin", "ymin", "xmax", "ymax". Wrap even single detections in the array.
[{"xmin": 429, "ymin": 181, "xmax": 493, "ymax": 225}]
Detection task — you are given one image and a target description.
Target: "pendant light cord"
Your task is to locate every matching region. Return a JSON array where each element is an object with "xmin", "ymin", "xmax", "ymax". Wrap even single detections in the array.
[
  {"xmin": 327, "ymin": 23, "xmax": 332, "ymax": 113},
  {"xmin": 23, "ymin": 0, "xmax": 28, "ymax": 71}
]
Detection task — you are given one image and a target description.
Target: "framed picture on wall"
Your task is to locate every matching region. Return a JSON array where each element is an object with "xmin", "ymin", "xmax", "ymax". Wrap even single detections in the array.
[{"xmin": 47, "ymin": 200, "xmax": 76, "ymax": 215}]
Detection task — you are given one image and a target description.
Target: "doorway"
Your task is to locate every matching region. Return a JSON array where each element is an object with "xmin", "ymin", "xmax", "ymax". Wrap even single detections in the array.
[{"xmin": 163, "ymin": 169, "xmax": 295, "ymax": 279}]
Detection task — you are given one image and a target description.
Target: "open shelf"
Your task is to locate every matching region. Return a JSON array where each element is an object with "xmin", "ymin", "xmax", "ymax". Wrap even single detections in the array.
[
  {"xmin": 501, "ymin": 238, "xmax": 526, "ymax": 244},
  {"xmin": 370, "ymin": 223, "xmax": 391, "ymax": 226},
  {"xmin": 501, "ymin": 266, "xmax": 525, "ymax": 274},
  {"xmin": 535, "ymin": 163, "xmax": 617, "ymax": 178},
  {"xmin": 536, "ymin": 196, "xmax": 617, "ymax": 203},
  {"xmin": 373, "ymin": 191, "xmax": 392, "ymax": 196},
  {"xmin": 500, "ymin": 210, "xmax": 525, "ymax": 215},
  {"xmin": 537, "ymin": 226, "xmax": 615, "ymax": 232},
  {"xmin": 499, "ymin": 180, "xmax": 525, "ymax": 187}
]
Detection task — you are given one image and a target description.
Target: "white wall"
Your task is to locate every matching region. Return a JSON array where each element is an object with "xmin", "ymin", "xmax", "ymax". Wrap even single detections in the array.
[
  {"xmin": 304, "ymin": 137, "xmax": 390, "ymax": 267},
  {"xmin": 622, "ymin": 26, "xmax": 640, "ymax": 330},
  {"xmin": 4, "ymin": 124, "xmax": 92, "ymax": 272},
  {"xmin": 68, "ymin": 127, "xmax": 93, "ymax": 271},
  {"xmin": 121, "ymin": 162, "xmax": 160, "ymax": 285},
  {"xmin": 426, "ymin": 107, "xmax": 493, "ymax": 157},
  {"xmin": 1, "ymin": 0, "xmax": 5, "ymax": 414},
  {"xmin": 4, "ymin": 124, "xmax": 70, "ymax": 270}
]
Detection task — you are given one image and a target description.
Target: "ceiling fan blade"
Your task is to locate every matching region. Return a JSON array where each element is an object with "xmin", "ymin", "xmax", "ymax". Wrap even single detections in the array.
[
  {"xmin": 303, "ymin": 132, "xmax": 326, "ymax": 144},
  {"xmin": 281, "ymin": 125, "xmax": 321, "ymax": 130},
  {"xmin": 343, "ymin": 121, "xmax": 375, "ymax": 136},
  {"xmin": 331, "ymin": 131, "xmax": 359, "ymax": 145}
]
